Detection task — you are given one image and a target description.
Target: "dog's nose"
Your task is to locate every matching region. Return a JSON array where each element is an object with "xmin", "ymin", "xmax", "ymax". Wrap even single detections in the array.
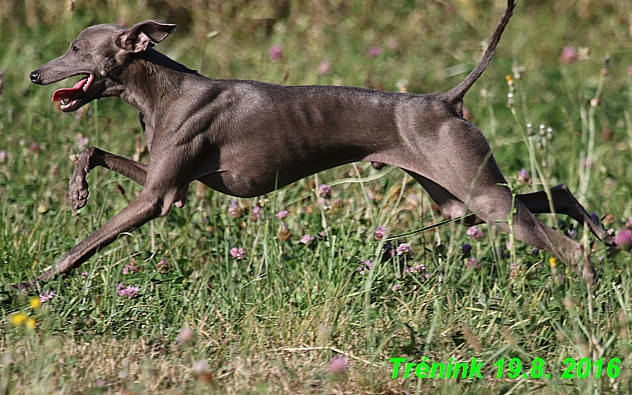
[{"xmin": 29, "ymin": 71, "xmax": 41, "ymax": 84}]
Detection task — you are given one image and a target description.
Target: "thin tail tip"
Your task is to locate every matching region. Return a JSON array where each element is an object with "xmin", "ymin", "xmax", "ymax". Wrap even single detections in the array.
[{"xmin": 444, "ymin": 0, "xmax": 516, "ymax": 103}]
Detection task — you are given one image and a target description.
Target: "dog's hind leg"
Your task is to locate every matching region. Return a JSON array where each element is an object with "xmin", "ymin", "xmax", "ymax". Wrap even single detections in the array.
[
  {"xmin": 404, "ymin": 119, "xmax": 596, "ymax": 283},
  {"xmin": 407, "ymin": 170, "xmax": 612, "ymax": 246},
  {"xmin": 405, "ymin": 171, "xmax": 483, "ymax": 226},
  {"xmin": 516, "ymin": 186, "xmax": 614, "ymax": 246}
]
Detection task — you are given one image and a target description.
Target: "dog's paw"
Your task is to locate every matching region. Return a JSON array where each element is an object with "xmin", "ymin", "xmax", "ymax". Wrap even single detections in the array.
[{"xmin": 69, "ymin": 175, "xmax": 90, "ymax": 209}]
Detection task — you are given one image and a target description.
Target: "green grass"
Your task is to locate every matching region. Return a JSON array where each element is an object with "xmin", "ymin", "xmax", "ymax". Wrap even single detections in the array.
[{"xmin": 1, "ymin": 0, "xmax": 632, "ymax": 393}]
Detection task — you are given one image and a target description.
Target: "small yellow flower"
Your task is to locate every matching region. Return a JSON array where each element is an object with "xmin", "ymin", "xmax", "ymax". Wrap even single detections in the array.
[
  {"xmin": 549, "ymin": 257, "xmax": 557, "ymax": 267},
  {"xmin": 11, "ymin": 312, "xmax": 27, "ymax": 326},
  {"xmin": 25, "ymin": 317, "xmax": 36, "ymax": 330},
  {"xmin": 30, "ymin": 296, "xmax": 42, "ymax": 310},
  {"xmin": 505, "ymin": 75, "xmax": 514, "ymax": 86}
]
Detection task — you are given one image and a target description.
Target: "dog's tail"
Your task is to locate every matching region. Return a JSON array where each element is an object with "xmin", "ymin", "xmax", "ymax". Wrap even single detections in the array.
[{"xmin": 442, "ymin": 0, "xmax": 515, "ymax": 106}]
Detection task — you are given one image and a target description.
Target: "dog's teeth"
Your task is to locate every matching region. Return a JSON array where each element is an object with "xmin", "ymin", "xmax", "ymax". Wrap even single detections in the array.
[{"xmin": 61, "ymin": 99, "xmax": 69, "ymax": 106}]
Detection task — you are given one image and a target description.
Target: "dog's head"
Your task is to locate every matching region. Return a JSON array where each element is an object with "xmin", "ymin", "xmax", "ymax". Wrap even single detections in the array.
[{"xmin": 29, "ymin": 20, "xmax": 177, "ymax": 112}]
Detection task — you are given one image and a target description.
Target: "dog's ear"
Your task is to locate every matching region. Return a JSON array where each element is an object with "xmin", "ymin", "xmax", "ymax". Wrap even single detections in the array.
[{"xmin": 116, "ymin": 20, "xmax": 177, "ymax": 53}]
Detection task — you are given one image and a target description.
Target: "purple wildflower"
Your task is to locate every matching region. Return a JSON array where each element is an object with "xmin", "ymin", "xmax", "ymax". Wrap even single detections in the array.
[
  {"xmin": 404, "ymin": 262, "xmax": 425, "ymax": 274},
  {"xmin": 117, "ymin": 284, "xmax": 140, "ymax": 299},
  {"xmin": 328, "ymin": 356, "xmax": 349, "ymax": 375},
  {"xmin": 230, "ymin": 247, "xmax": 246, "ymax": 260},
  {"xmin": 517, "ymin": 168, "xmax": 530, "ymax": 185},
  {"xmin": 559, "ymin": 46, "xmax": 577, "ymax": 65},
  {"xmin": 0, "ymin": 150, "xmax": 6, "ymax": 163},
  {"xmin": 319, "ymin": 184, "xmax": 332, "ymax": 198},
  {"xmin": 368, "ymin": 46, "xmax": 382, "ymax": 58},
  {"xmin": 122, "ymin": 263, "xmax": 137, "ymax": 275},
  {"xmin": 228, "ymin": 200, "xmax": 243, "ymax": 218},
  {"xmin": 358, "ymin": 259, "xmax": 372, "ymax": 275},
  {"xmin": 192, "ymin": 360, "xmax": 209, "ymax": 374},
  {"xmin": 375, "ymin": 226, "xmax": 387, "ymax": 240},
  {"xmin": 391, "ymin": 283, "xmax": 401, "ymax": 292},
  {"xmin": 269, "ymin": 44, "xmax": 283, "ymax": 61},
  {"xmin": 466, "ymin": 226, "xmax": 485, "ymax": 240},
  {"xmin": 509, "ymin": 262, "xmax": 520, "ymax": 278},
  {"xmin": 275, "ymin": 210, "xmax": 289, "ymax": 219},
  {"xmin": 465, "ymin": 257, "xmax": 481, "ymax": 269},
  {"xmin": 300, "ymin": 234, "xmax": 315, "ymax": 244},
  {"xmin": 615, "ymin": 229, "xmax": 632, "ymax": 250},
  {"xmin": 29, "ymin": 142, "xmax": 40, "ymax": 153},
  {"xmin": 76, "ymin": 134, "xmax": 89, "ymax": 148},
  {"xmin": 177, "ymin": 326, "xmax": 195, "ymax": 345},
  {"xmin": 81, "ymin": 271, "xmax": 89, "ymax": 278},
  {"xmin": 39, "ymin": 290, "xmax": 55, "ymax": 303},
  {"xmin": 396, "ymin": 243, "xmax": 412, "ymax": 256},
  {"xmin": 318, "ymin": 60, "xmax": 331, "ymax": 76},
  {"xmin": 461, "ymin": 243, "xmax": 472, "ymax": 254},
  {"xmin": 251, "ymin": 205, "xmax": 261, "ymax": 221}
]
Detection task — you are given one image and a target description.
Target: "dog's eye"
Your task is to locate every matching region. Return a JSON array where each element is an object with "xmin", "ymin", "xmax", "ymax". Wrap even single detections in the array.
[{"xmin": 72, "ymin": 45, "xmax": 80, "ymax": 53}]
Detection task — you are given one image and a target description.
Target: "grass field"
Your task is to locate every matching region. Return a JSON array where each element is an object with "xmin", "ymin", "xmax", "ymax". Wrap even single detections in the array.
[{"xmin": 1, "ymin": 0, "xmax": 632, "ymax": 393}]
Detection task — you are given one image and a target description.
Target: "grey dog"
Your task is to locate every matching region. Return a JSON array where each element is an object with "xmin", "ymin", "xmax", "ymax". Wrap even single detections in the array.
[{"xmin": 23, "ymin": 0, "xmax": 612, "ymax": 290}]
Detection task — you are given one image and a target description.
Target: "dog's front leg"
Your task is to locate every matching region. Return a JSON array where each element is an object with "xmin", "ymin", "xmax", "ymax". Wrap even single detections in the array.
[
  {"xmin": 70, "ymin": 146, "xmax": 148, "ymax": 209},
  {"xmin": 13, "ymin": 189, "xmax": 169, "ymax": 291}
]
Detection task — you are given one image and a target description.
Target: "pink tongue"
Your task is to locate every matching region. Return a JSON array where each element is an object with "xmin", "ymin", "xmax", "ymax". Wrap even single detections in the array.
[{"xmin": 52, "ymin": 77, "xmax": 88, "ymax": 102}]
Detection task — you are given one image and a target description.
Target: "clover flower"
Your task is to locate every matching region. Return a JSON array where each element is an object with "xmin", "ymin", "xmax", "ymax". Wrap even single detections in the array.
[
  {"xmin": 300, "ymin": 234, "xmax": 315, "ymax": 245},
  {"xmin": 117, "ymin": 284, "xmax": 140, "ymax": 299},
  {"xmin": 396, "ymin": 243, "xmax": 412, "ymax": 256},
  {"xmin": 251, "ymin": 205, "xmax": 261, "ymax": 221},
  {"xmin": 517, "ymin": 168, "xmax": 530, "ymax": 185},
  {"xmin": 615, "ymin": 229, "xmax": 632, "ymax": 250},
  {"xmin": 230, "ymin": 247, "xmax": 246, "ymax": 260},
  {"xmin": 466, "ymin": 226, "xmax": 485, "ymax": 240},
  {"xmin": 269, "ymin": 44, "xmax": 283, "ymax": 61},
  {"xmin": 228, "ymin": 200, "xmax": 243, "ymax": 218},
  {"xmin": 368, "ymin": 46, "xmax": 382, "ymax": 58},
  {"xmin": 319, "ymin": 184, "xmax": 332, "ymax": 198},
  {"xmin": 275, "ymin": 210, "xmax": 289, "ymax": 219},
  {"xmin": 358, "ymin": 260, "xmax": 372, "ymax": 275},
  {"xmin": 39, "ymin": 290, "xmax": 55, "ymax": 303},
  {"xmin": 328, "ymin": 356, "xmax": 349, "ymax": 375},
  {"xmin": 375, "ymin": 226, "xmax": 387, "ymax": 240}
]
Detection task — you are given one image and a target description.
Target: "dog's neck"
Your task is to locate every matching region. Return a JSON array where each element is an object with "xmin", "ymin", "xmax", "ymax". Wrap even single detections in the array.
[{"xmin": 118, "ymin": 48, "xmax": 200, "ymax": 119}]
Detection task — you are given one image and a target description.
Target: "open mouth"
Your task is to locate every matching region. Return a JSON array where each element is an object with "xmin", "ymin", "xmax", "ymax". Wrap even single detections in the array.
[{"xmin": 51, "ymin": 74, "xmax": 94, "ymax": 112}]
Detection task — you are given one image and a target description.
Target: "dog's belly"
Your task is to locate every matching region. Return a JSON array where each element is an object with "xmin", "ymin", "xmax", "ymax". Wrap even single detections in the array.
[{"xmin": 197, "ymin": 146, "xmax": 367, "ymax": 198}]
